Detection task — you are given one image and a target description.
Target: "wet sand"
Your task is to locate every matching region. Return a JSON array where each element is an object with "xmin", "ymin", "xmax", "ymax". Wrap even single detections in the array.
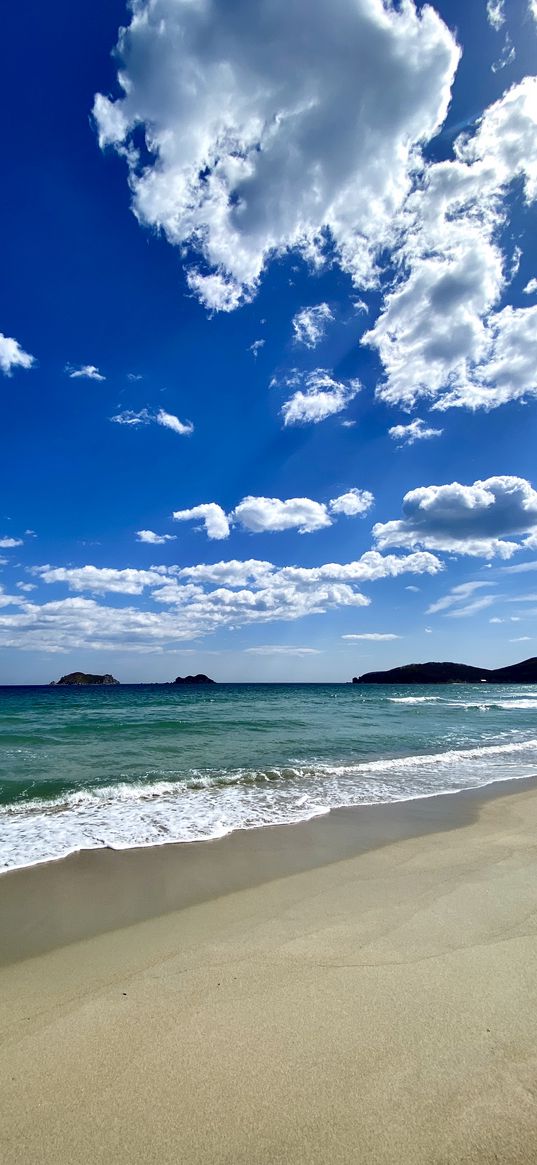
[{"xmin": 2, "ymin": 778, "xmax": 537, "ymax": 1162}]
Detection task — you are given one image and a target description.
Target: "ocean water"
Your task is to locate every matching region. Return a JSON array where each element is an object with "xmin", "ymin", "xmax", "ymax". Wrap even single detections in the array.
[{"xmin": 1, "ymin": 682, "xmax": 537, "ymax": 871}]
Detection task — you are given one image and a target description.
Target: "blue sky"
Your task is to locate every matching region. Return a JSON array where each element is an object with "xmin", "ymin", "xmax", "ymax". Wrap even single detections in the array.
[{"xmin": 1, "ymin": 0, "xmax": 537, "ymax": 682}]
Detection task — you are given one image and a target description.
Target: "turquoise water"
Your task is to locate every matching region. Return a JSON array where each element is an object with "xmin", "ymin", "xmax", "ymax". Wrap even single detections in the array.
[{"xmin": 1, "ymin": 682, "xmax": 537, "ymax": 869}]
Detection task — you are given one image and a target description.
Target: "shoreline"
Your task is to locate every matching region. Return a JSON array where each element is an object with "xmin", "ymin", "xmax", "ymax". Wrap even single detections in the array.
[
  {"xmin": 2, "ymin": 771, "xmax": 537, "ymax": 965},
  {"xmin": 2, "ymin": 775, "xmax": 537, "ymax": 1161}
]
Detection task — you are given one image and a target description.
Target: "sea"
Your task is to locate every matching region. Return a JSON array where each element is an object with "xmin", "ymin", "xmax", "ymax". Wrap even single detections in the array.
[{"xmin": 1, "ymin": 682, "xmax": 537, "ymax": 871}]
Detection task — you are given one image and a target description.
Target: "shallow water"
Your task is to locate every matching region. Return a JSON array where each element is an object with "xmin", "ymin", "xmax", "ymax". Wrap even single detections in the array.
[{"xmin": 1, "ymin": 682, "xmax": 536, "ymax": 870}]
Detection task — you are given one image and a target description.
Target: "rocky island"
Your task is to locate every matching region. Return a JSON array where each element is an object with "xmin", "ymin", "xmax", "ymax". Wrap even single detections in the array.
[
  {"xmin": 51, "ymin": 672, "xmax": 120, "ymax": 686},
  {"xmin": 173, "ymin": 674, "xmax": 215, "ymax": 685},
  {"xmin": 352, "ymin": 657, "xmax": 537, "ymax": 684}
]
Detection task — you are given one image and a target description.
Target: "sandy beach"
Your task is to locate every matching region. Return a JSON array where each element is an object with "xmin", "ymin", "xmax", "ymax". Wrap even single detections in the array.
[{"xmin": 2, "ymin": 778, "xmax": 537, "ymax": 1163}]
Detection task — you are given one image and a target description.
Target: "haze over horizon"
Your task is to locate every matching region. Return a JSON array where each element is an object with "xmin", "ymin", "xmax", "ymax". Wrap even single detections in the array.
[{"xmin": 2, "ymin": 0, "xmax": 537, "ymax": 683}]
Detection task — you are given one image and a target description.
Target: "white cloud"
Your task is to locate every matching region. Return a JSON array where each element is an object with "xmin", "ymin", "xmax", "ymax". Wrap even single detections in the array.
[
  {"xmin": 0, "ymin": 334, "xmax": 35, "ymax": 376},
  {"xmin": 67, "ymin": 364, "xmax": 105, "ymax": 381},
  {"xmin": 94, "ymin": 0, "xmax": 458, "ymax": 311},
  {"xmin": 365, "ymin": 78, "xmax": 537, "ymax": 412},
  {"xmin": 16, "ymin": 582, "xmax": 36, "ymax": 592},
  {"xmin": 341, "ymin": 633, "xmax": 400, "ymax": 641},
  {"xmin": 111, "ymin": 409, "xmax": 152, "ymax": 426},
  {"xmin": 111, "ymin": 408, "xmax": 193, "ymax": 435},
  {"xmin": 172, "ymin": 489, "xmax": 372, "ymax": 539},
  {"xmin": 486, "ymin": 0, "xmax": 505, "ymax": 29},
  {"xmin": 33, "ymin": 565, "xmax": 168, "ymax": 595},
  {"xmin": 388, "ymin": 418, "xmax": 443, "ymax": 446},
  {"xmin": 278, "ymin": 369, "xmax": 361, "ymax": 426},
  {"xmin": 244, "ymin": 645, "xmax": 321, "ymax": 656},
  {"xmin": 0, "ymin": 537, "xmax": 23, "ymax": 549},
  {"xmin": 523, "ymin": 278, "xmax": 537, "ymax": 295},
  {"xmin": 530, "ymin": 1, "xmax": 537, "ymax": 23},
  {"xmin": 427, "ymin": 580, "xmax": 495, "ymax": 615},
  {"xmin": 292, "ymin": 304, "xmax": 333, "ymax": 348},
  {"xmin": 491, "ymin": 34, "xmax": 515, "ymax": 75},
  {"xmin": 173, "ymin": 503, "xmax": 231, "ymax": 541},
  {"xmin": 248, "ymin": 339, "xmax": 265, "ymax": 357},
  {"xmin": 329, "ymin": 488, "xmax": 374, "ymax": 517},
  {"xmin": 136, "ymin": 530, "xmax": 176, "ymax": 544},
  {"xmin": 156, "ymin": 409, "xmax": 193, "ymax": 435},
  {"xmin": 502, "ymin": 559, "xmax": 537, "ymax": 574},
  {"xmin": 405, "ymin": 585, "xmax": 420, "ymax": 592},
  {"xmin": 510, "ymin": 636, "xmax": 532, "ymax": 642},
  {"xmin": 374, "ymin": 476, "xmax": 537, "ymax": 560},
  {"xmin": 232, "ymin": 496, "xmax": 331, "ymax": 535},
  {"xmin": 19, "ymin": 549, "xmax": 441, "ymax": 651}
]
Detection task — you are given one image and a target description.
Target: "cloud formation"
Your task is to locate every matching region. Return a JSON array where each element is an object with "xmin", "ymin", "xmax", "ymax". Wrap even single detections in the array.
[
  {"xmin": 94, "ymin": 0, "xmax": 458, "ymax": 310},
  {"xmin": 341, "ymin": 632, "xmax": 400, "ymax": 641},
  {"xmin": 0, "ymin": 334, "xmax": 35, "ymax": 376},
  {"xmin": 277, "ymin": 369, "xmax": 361, "ymax": 426},
  {"xmin": 0, "ymin": 536, "xmax": 23, "ymax": 549},
  {"xmin": 13, "ymin": 549, "xmax": 441, "ymax": 652},
  {"xmin": 365, "ymin": 78, "xmax": 537, "ymax": 411},
  {"xmin": 136, "ymin": 530, "xmax": 177, "ymax": 544},
  {"xmin": 173, "ymin": 503, "xmax": 231, "ymax": 541},
  {"xmin": 388, "ymin": 418, "xmax": 443, "ymax": 446},
  {"xmin": 111, "ymin": 408, "xmax": 193, "ymax": 435},
  {"xmin": 172, "ymin": 488, "xmax": 373, "ymax": 539},
  {"xmin": 374, "ymin": 476, "xmax": 537, "ymax": 559},
  {"xmin": 292, "ymin": 304, "xmax": 333, "ymax": 348},
  {"xmin": 67, "ymin": 364, "xmax": 105, "ymax": 381},
  {"xmin": 427, "ymin": 581, "xmax": 497, "ymax": 617}
]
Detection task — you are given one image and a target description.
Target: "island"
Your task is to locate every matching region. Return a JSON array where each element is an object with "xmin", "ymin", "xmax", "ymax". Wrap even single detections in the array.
[
  {"xmin": 352, "ymin": 656, "xmax": 537, "ymax": 684},
  {"xmin": 173, "ymin": 674, "xmax": 216, "ymax": 685},
  {"xmin": 51, "ymin": 672, "xmax": 120, "ymax": 686}
]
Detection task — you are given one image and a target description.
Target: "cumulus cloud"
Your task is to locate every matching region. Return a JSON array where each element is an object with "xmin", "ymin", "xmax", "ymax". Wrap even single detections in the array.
[
  {"xmin": 111, "ymin": 407, "xmax": 193, "ymax": 435},
  {"xmin": 0, "ymin": 334, "xmax": 35, "ymax": 376},
  {"xmin": 33, "ymin": 565, "xmax": 168, "ymax": 595},
  {"xmin": 329, "ymin": 488, "xmax": 374, "ymax": 517},
  {"xmin": 0, "ymin": 537, "xmax": 23, "ymax": 549},
  {"xmin": 136, "ymin": 530, "xmax": 176, "ymax": 544},
  {"xmin": 292, "ymin": 304, "xmax": 333, "ymax": 348},
  {"xmin": 67, "ymin": 364, "xmax": 105, "ymax": 381},
  {"xmin": 341, "ymin": 633, "xmax": 400, "ymax": 641},
  {"xmin": 248, "ymin": 340, "xmax": 265, "ymax": 357},
  {"xmin": 232, "ymin": 496, "xmax": 331, "ymax": 535},
  {"xmin": 94, "ymin": 0, "xmax": 458, "ymax": 311},
  {"xmin": 388, "ymin": 418, "xmax": 443, "ymax": 446},
  {"xmin": 156, "ymin": 409, "xmax": 193, "ymax": 436},
  {"xmin": 14, "ymin": 548, "xmax": 440, "ymax": 651},
  {"xmin": 374, "ymin": 476, "xmax": 537, "ymax": 559},
  {"xmin": 523, "ymin": 278, "xmax": 537, "ymax": 294},
  {"xmin": 365, "ymin": 78, "xmax": 537, "ymax": 411},
  {"xmin": 173, "ymin": 503, "xmax": 231, "ymax": 541},
  {"xmin": 277, "ymin": 369, "xmax": 361, "ymax": 425},
  {"xmin": 172, "ymin": 488, "xmax": 374, "ymax": 538}
]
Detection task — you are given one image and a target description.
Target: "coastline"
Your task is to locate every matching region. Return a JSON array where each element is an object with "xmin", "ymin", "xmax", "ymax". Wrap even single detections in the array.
[
  {"xmin": 3, "ymin": 777, "xmax": 537, "ymax": 1161},
  {"xmin": 2, "ymin": 773, "xmax": 537, "ymax": 965}
]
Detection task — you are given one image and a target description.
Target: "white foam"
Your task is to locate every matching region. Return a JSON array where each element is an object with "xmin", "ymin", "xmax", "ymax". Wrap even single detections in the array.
[{"xmin": 2, "ymin": 735, "xmax": 537, "ymax": 872}]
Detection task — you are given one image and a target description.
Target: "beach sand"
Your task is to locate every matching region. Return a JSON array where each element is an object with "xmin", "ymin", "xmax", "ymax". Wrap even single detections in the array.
[{"xmin": 2, "ymin": 778, "xmax": 537, "ymax": 1163}]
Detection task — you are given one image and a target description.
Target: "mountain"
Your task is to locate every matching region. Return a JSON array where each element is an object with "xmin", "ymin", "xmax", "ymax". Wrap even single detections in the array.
[
  {"xmin": 173, "ymin": 674, "xmax": 216, "ymax": 685},
  {"xmin": 51, "ymin": 672, "xmax": 120, "ymax": 686},
  {"xmin": 352, "ymin": 657, "xmax": 537, "ymax": 684}
]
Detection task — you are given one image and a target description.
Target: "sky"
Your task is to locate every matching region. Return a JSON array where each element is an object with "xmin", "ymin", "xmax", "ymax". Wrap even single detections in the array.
[{"xmin": 1, "ymin": 0, "xmax": 537, "ymax": 683}]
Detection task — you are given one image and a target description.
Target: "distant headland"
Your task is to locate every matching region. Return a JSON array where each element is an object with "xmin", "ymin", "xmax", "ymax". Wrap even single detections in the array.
[
  {"xmin": 173, "ymin": 674, "xmax": 215, "ymax": 685},
  {"xmin": 352, "ymin": 657, "xmax": 537, "ymax": 684},
  {"xmin": 51, "ymin": 672, "xmax": 120, "ymax": 686}
]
